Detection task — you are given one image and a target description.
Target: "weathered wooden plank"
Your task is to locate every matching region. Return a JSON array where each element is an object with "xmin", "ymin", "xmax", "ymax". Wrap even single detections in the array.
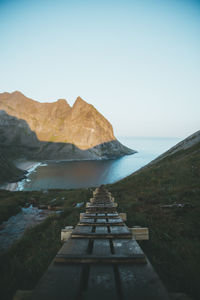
[
  {"xmin": 96, "ymin": 214, "xmax": 106, "ymax": 216},
  {"xmin": 130, "ymin": 227, "xmax": 149, "ymax": 240},
  {"xmin": 83, "ymin": 213, "xmax": 119, "ymax": 219},
  {"xmin": 81, "ymin": 217, "xmax": 123, "ymax": 223},
  {"xmin": 83, "ymin": 265, "xmax": 118, "ymax": 300},
  {"xmin": 84, "ymin": 213, "xmax": 98, "ymax": 217},
  {"xmin": 107, "ymin": 218, "xmax": 123, "ymax": 223},
  {"xmin": 91, "ymin": 201, "xmax": 113, "ymax": 205},
  {"xmin": 55, "ymin": 256, "xmax": 147, "ymax": 264},
  {"xmin": 95, "ymin": 226, "xmax": 108, "ymax": 234},
  {"xmin": 72, "ymin": 226, "xmax": 92, "ymax": 235},
  {"xmin": 88, "ymin": 201, "xmax": 115, "ymax": 205},
  {"xmin": 55, "ymin": 239, "xmax": 146, "ymax": 263},
  {"xmin": 86, "ymin": 203, "xmax": 116, "ymax": 208},
  {"xmin": 30, "ymin": 263, "xmax": 82, "ymax": 300},
  {"xmin": 85, "ymin": 210, "xmax": 117, "ymax": 214},
  {"xmin": 113, "ymin": 239, "xmax": 143, "ymax": 255},
  {"xmin": 113, "ymin": 239, "xmax": 146, "ymax": 261},
  {"xmin": 110, "ymin": 225, "xmax": 131, "ymax": 235},
  {"xmin": 72, "ymin": 233, "xmax": 132, "ymax": 239},
  {"xmin": 79, "ymin": 218, "xmax": 123, "ymax": 226},
  {"xmin": 92, "ymin": 201, "xmax": 112, "ymax": 204},
  {"xmin": 57, "ymin": 238, "xmax": 89, "ymax": 256},
  {"xmin": 107, "ymin": 213, "xmax": 119, "ymax": 217},
  {"xmin": 92, "ymin": 239, "xmax": 111, "ymax": 256},
  {"xmin": 118, "ymin": 259, "xmax": 171, "ymax": 300},
  {"xmin": 95, "ymin": 218, "xmax": 107, "ymax": 223},
  {"xmin": 78, "ymin": 223, "xmax": 123, "ymax": 227},
  {"xmin": 71, "ymin": 224, "xmax": 131, "ymax": 238},
  {"xmin": 55, "ymin": 238, "xmax": 146, "ymax": 263},
  {"xmin": 91, "ymin": 197, "xmax": 111, "ymax": 202},
  {"xmin": 55, "ymin": 238, "xmax": 144, "ymax": 263},
  {"xmin": 79, "ymin": 218, "xmax": 96, "ymax": 224},
  {"xmin": 86, "ymin": 208, "xmax": 117, "ymax": 213},
  {"xmin": 79, "ymin": 223, "xmax": 124, "ymax": 226},
  {"xmin": 79, "ymin": 218, "xmax": 119, "ymax": 225}
]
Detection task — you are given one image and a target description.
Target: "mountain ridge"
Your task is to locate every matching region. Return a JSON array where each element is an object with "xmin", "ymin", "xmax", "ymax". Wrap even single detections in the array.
[{"xmin": 0, "ymin": 91, "xmax": 117, "ymax": 149}]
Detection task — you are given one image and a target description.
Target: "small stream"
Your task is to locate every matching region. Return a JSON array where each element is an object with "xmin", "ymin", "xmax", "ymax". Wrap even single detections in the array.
[{"xmin": 0, "ymin": 205, "xmax": 53, "ymax": 251}]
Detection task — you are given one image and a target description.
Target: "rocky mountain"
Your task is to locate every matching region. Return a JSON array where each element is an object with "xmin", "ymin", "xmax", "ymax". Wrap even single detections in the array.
[
  {"xmin": 0, "ymin": 151, "xmax": 26, "ymax": 184},
  {"xmin": 0, "ymin": 91, "xmax": 135, "ymax": 161}
]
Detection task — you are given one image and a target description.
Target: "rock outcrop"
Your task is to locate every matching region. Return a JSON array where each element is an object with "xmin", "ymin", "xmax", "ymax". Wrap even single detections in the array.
[
  {"xmin": 0, "ymin": 91, "xmax": 135, "ymax": 161},
  {"xmin": 0, "ymin": 151, "xmax": 26, "ymax": 184}
]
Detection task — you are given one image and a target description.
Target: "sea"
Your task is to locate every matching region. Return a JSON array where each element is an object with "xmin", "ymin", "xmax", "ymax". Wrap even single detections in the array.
[{"xmin": 20, "ymin": 137, "xmax": 181, "ymax": 191}]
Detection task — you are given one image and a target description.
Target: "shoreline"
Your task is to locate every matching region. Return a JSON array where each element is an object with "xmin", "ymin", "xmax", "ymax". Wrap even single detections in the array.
[
  {"xmin": 0, "ymin": 161, "xmax": 43, "ymax": 192},
  {"xmin": 15, "ymin": 160, "xmax": 41, "ymax": 171}
]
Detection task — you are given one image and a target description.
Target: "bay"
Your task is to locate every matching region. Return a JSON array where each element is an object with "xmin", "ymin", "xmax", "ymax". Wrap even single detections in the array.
[{"xmin": 22, "ymin": 137, "xmax": 181, "ymax": 191}]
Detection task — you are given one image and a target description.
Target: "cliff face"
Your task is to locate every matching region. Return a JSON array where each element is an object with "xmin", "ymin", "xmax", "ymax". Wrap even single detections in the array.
[
  {"xmin": 0, "ymin": 92, "xmax": 116, "ymax": 150},
  {"xmin": 68, "ymin": 97, "xmax": 115, "ymax": 149},
  {"xmin": 0, "ymin": 91, "xmax": 135, "ymax": 161}
]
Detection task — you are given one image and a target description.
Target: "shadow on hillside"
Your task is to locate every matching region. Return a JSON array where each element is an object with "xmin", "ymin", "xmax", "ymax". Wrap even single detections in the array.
[{"xmin": 0, "ymin": 110, "xmax": 134, "ymax": 161}]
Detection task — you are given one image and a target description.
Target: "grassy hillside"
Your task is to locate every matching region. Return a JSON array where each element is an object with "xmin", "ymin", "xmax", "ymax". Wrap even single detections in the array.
[
  {"xmin": 0, "ymin": 139, "xmax": 199, "ymax": 300},
  {"xmin": 108, "ymin": 141, "xmax": 200, "ymax": 299}
]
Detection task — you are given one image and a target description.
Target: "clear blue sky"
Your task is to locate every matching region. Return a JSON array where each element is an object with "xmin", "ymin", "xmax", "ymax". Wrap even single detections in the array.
[{"xmin": 0, "ymin": 0, "xmax": 199, "ymax": 138}]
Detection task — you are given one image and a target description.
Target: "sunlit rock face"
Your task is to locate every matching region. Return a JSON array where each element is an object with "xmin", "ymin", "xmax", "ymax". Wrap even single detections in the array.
[
  {"xmin": 0, "ymin": 91, "xmax": 115, "ymax": 149},
  {"xmin": 0, "ymin": 91, "xmax": 135, "ymax": 160},
  {"xmin": 68, "ymin": 97, "xmax": 115, "ymax": 149}
]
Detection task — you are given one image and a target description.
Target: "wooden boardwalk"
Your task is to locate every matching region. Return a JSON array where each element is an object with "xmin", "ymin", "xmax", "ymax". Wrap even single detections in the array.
[{"xmin": 30, "ymin": 186, "xmax": 170, "ymax": 300}]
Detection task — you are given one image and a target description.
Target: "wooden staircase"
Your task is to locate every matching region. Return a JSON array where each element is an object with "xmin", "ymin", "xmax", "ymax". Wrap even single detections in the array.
[{"xmin": 30, "ymin": 186, "xmax": 171, "ymax": 300}]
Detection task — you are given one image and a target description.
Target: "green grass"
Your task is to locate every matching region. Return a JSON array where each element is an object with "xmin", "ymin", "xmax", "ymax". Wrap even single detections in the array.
[
  {"xmin": 0, "ymin": 188, "xmax": 91, "ymax": 300},
  {"xmin": 0, "ymin": 191, "xmax": 29, "ymax": 224}
]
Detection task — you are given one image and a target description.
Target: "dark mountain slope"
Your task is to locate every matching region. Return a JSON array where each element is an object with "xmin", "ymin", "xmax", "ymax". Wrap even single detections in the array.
[{"xmin": 0, "ymin": 152, "xmax": 26, "ymax": 184}]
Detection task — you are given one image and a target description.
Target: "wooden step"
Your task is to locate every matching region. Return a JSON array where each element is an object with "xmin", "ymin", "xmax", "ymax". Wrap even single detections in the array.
[
  {"xmin": 78, "ymin": 217, "xmax": 123, "ymax": 226},
  {"xmin": 55, "ymin": 239, "xmax": 146, "ymax": 264},
  {"xmin": 71, "ymin": 225, "xmax": 132, "ymax": 239}
]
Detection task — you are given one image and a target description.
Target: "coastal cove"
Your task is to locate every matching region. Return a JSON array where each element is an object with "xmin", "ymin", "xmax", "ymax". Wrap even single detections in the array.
[{"xmin": 6, "ymin": 137, "xmax": 181, "ymax": 191}]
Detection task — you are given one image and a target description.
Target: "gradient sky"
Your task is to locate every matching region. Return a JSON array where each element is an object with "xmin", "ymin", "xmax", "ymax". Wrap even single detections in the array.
[{"xmin": 0, "ymin": 0, "xmax": 199, "ymax": 138}]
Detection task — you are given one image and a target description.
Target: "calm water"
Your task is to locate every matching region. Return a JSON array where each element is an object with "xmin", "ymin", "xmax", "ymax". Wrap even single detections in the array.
[{"xmin": 22, "ymin": 137, "xmax": 181, "ymax": 191}]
